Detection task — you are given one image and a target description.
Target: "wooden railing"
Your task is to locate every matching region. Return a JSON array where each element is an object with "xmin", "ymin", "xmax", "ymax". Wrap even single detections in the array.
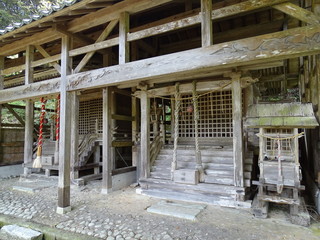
[{"xmin": 150, "ymin": 132, "xmax": 163, "ymax": 167}]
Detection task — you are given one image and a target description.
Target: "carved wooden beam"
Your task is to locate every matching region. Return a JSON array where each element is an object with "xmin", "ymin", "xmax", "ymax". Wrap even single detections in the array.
[{"xmin": 1, "ymin": 24, "xmax": 320, "ymax": 104}]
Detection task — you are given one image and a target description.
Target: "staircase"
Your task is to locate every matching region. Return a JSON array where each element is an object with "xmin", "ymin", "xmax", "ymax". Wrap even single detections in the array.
[
  {"xmin": 140, "ymin": 144, "xmax": 253, "ymax": 208},
  {"xmin": 78, "ymin": 134, "xmax": 101, "ymax": 166}
]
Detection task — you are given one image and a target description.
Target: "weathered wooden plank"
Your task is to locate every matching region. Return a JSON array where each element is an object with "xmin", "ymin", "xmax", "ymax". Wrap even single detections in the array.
[
  {"xmin": 111, "ymin": 114, "xmax": 134, "ymax": 121},
  {"xmin": 231, "ymin": 73, "xmax": 244, "ymax": 188},
  {"xmin": 67, "ymin": 25, "xmax": 320, "ymax": 91},
  {"xmin": 1, "ymin": 25, "xmax": 320, "ymax": 103},
  {"xmin": 57, "ymin": 35, "xmax": 72, "ymax": 214},
  {"xmin": 140, "ymin": 90, "xmax": 150, "ymax": 179},
  {"xmin": 273, "ymin": 3, "xmax": 320, "ymax": 25},
  {"xmin": 201, "ymin": 0, "xmax": 213, "ymax": 47},
  {"xmin": 102, "ymin": 87, "xmax": 113, "ymax": 193},
  {"xmin": 112, "ymin": 141, "xmax": 133, "ymax": 147},
  {"xmin": 67, "ymin": 0, "xmax": 174, "ymax": 33},
  {"xmin": 119, "ymin": 12, "xmax": 129, "ymax": 64}
]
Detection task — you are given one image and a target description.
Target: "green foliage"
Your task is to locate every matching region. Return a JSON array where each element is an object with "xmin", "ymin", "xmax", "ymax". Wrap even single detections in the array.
[{"xmin": 0, "ymin": 0, "xmax": 65, "ymax": 29}]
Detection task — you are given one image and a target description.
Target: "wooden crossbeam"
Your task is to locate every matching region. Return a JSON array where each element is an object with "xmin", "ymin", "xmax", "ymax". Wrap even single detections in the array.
[
  {"xmin": 1, "ymin": 25, "xmax": 320, "ymax": 103},
  {"xmin": 74, "ymin": 19, "xmax": 118, "ymax": 73},
  {"xmin": 273, "ymin": 3, "xmax": 320, "ymax": 25},
  {"xmin": 3, "ymin": 103, "xmax": 25, "ymax": 126},
  {"xmin": 35, "ymin": 45, "xmax": 61, "ymax": 74}
]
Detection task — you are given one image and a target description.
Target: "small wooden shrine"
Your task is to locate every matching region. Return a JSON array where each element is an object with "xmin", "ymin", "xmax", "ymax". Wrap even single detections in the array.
[{"xmin": 245, "ymin": 103, "xmax": 318, "ymax": 223}]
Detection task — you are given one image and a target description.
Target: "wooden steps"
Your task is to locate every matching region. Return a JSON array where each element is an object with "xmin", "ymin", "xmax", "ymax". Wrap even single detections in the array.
[{"xmin": 139, "ymin": 178, "xmax": 251, "ymax": 208}]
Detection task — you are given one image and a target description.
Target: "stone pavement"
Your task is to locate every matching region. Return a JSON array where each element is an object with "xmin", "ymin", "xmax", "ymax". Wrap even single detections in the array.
[{"xmin": 0, "ymin": 175, "xmax": 319, "ymax": 240}]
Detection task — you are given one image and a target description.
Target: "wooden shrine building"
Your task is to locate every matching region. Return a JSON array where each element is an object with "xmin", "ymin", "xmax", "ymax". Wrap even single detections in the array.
[{"xmin": 0, "ymin": 0, "xmax": 320, "ymax": 219}]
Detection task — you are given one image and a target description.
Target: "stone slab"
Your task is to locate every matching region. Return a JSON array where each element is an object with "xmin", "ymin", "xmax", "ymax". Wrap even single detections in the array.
[
  {"xmin": 0, "ymin": 164, "xmax": 23, "ymax": 179},
  {"xmin": 0, "ymin": 225, "xmax": 43, "ymax": 240},
  {"xmin": 147, "ymin": 200, "xmax": 206, "ymax": 221}
]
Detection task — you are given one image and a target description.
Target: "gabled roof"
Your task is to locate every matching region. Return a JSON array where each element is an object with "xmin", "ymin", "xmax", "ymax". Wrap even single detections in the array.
[
  {"xmin": 0, "ymin": 0, "xmax": 121, "ymax": 48},
  {"xmin": 245, "ymin": 103, "xmax": 319, "ymax": 128},
  {"xmin": 0, "ymin": 0, "xmax": 78, "ymax": 36}
]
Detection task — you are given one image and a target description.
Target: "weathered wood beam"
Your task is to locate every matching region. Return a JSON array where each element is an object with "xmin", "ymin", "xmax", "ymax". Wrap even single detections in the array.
[
  {"xmin": 273, "ymin": 2, "xmax": 320, "ymax": 25},
  {"xmin": 67, "ymin": 0, "xmax": 174, "ymax": 33},
  {"xmin": 230, "ymin": 72, "xmax": 244, "ymax": 188},
  {"xmin": 102, "ymin": 87, "xmax": 113, "ymax": 194},
  {"xmin": 3, "ymin": 103, "xmax": 25, "ymax": 126},
  {"xmin": 140, "ymin": 89, "xmax": 150, "ymax": 179},
  {"xmin": 119, "ymin": 12, "xmax": 130, "ymax": 64},
  {"xmin": 24, "ymin": 45, "xmax": 34, "ymax": 175},
  {"xmin": 57, "ymin": 35, "xmax": 72, "ymax": 214},
  {"xmin": 1, "ymin": 25, "xmax": 320, "ymax": 103},
  {"xmin": 70, "ymin": 92, "xmax": 79, "ymax": 180},
  {"xmin": 201, "ymin": 0, "xmax": 213, "ymax": 47},
  {"xmin": 74, "ymin": 19, "xmax": 119, "ymax": 73},
  {"xmin": 35, "ymin": 45, "xmax": 61, "ymax": 74},
  {"xmin": 0, "ymin": 56, "xmax": 3, "ymax": 164},
  {"xmin": 67, "ymin": 25, "xmax": 320, "ymax": 91}
]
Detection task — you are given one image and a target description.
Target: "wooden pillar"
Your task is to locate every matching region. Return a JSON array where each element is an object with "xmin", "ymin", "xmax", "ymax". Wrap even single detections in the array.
[
  {"xmin": 140, "ymin": 89, "xmax": 150, "ymax": 179},
  {"xmin": 102, "ymin": 87, "xmax": 112, "ymax": 194},
  {"xmin": 57, "ymin": 35, "xmax": 72, "ymax": 214},
  {"xmin": 24, "ymin": 46, "xmax": 34, "ymax": 175},
  {"xmin": 132, "ymin": 87, "xmax": 138, "ymax": 167},
  {"xmin": 70, "ymin": 92, "xmax": 79, "ymax": 180},
  {"xmin": 0, "ymin": 56, "xmax": 4, "ymax": 162},
  {"xmin": 231, "ymin": 74, "xmax": 244, "ymax": 188},
  {"xmin": 201, "ymin": 0, "xmax": 213, "ymax": 47},
  {"xmin": 119, "ymin": 12, "xmax": 130, "ymax": 64}
]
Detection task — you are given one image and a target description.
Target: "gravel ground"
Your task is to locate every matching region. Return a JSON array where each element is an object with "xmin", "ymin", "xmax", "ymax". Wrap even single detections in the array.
[{"xmin": 0, "ymin": 175, "xmax": 319, "ymax": 240}]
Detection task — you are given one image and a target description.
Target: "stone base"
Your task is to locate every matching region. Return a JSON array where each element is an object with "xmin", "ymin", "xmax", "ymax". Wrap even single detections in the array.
[
  {"xmin": 101, "ymin": 188, "xmax": 112, "ymax": 195},
  {"xmin": 1, "ymin": 224, "xmax": 43, "ymax": 240},
  {"xmin": 56, "ymin": 206, "xmax": 72, "ymax": 215}
]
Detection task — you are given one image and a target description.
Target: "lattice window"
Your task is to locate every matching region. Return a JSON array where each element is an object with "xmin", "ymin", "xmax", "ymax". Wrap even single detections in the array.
[
  {"xmin": 79, "ymin": 98, "xmax": 103, "ymax": 135},
  {"xmin": 178, "ymin": 90, "xmax": 233, "ymax": 138},
  {"xmin": 265, "ymin": 128, "xmax": 293, "ymax": 155}
]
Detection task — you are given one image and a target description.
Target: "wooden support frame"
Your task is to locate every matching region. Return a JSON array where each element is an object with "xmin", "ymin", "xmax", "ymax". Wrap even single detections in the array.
[
  {"xmin": 70, "ymin": 92, "xmax": 80, "ymax": 180},
  {"xmin": 231, "ymin": 73, "xmax": 244, "ymax": 188},
  {"xmin": 119, "ymin": 12, "xmax": 130, "ymax": 64},
  {"xmin": 24, "ymin": 45, "xmax": 35, "ymax": 175},
  {"xmin": 201, "ymin": 0, "xmax": 213, "ymax": 47},
  {"xmin": 57, "ymin": 35, "xmax": 72, "ymax": 215},
  {"xmin": 102, "ymin": 87, "xmax": 113, "ymax": 194},
  {"xmin": 140, "ymin": 89, "xmax": 150, "ymax": 179},
  {"xmin": 74, "ymin": 19, "xmax": 119, "ymax": 73},
  {"xmin": 35, "ymin": 45, "xmax": 61, "ymax": 74},
  {"xmin": 273, "ymin": 3, "xmax": 320, "ymax": 25}
]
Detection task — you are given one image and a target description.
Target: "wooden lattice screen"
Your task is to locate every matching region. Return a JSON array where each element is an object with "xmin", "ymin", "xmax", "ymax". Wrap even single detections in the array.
[
  {"xmin": 265, "ymin": 128, "xmax": 293, "ymax": 154},
  {"xmin": 179, "ymin": 90, "xmax": 233, "ymax": 138},
  {"xmin": 79, "ymin": 98, "xmax": 103, "ymax": 135}
]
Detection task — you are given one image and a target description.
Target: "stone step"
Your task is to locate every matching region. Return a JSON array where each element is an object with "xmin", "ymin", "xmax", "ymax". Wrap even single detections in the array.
[
  {"xmin": 156, "ymin": 155, "xmax": 233, "ymax": 164},
  {"xmin": 159, "ymin": 149, "xmax": 234, "ymax": 157},
  {"xmin": 140, "ymin": 178, "xmax": 245, "ymax": 196},
  {"xmin": 138, "ymin": 188, "xmax": 251, "ymax": 208},
  {"xmin": 152, "ymin": 163, "xmax": 234, "ymax": 172},
  {"xmin": 0, "ymin": 225, "xmax": 43, "ymax": 240}
]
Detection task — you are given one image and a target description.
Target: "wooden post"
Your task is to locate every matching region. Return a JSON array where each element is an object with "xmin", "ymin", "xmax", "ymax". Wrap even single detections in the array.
[
  {"xmin": 0, "ymin": 56, "xmax": 4, "ymax": 165},
  {"xmin": 132, "ymin": 87, "xmax": 138, "ymax": 167},
  {"xmin": 201, "ymin": 0, "xmax": 213, "ymax": 47},
  {"xmin": 231, "ymin": 73, "xmax": 244, "ymax": 188},
  {"xmin": 140, "ymin": 89, "xmax": 150, "ymax": 179},
  {"xmin": 172, "ymin": 83, "xmax": 180, "ymax": 180},
  {"xmin": 102, "ymin": 87, "xmax": 113, "ymax": 194},
  {"xmin": 24, "ymin": 46, "xmax": 34, "ymax": 175},
  {"xmin": 70, "ymin": 91, "xmax": 79, "ymax": 180},
  {"xmin": 57, "ymin": 35, "xmax": 72, "ymax": 214},
  {"xmin": 119, "ymin": 12, "xmax": 130, "ymax": 64}
]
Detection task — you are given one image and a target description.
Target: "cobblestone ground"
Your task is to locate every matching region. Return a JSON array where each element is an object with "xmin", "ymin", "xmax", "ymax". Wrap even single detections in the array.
[{"xmin": 0, "ymin": 176, "xmax": 319, "ymax": 240}]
